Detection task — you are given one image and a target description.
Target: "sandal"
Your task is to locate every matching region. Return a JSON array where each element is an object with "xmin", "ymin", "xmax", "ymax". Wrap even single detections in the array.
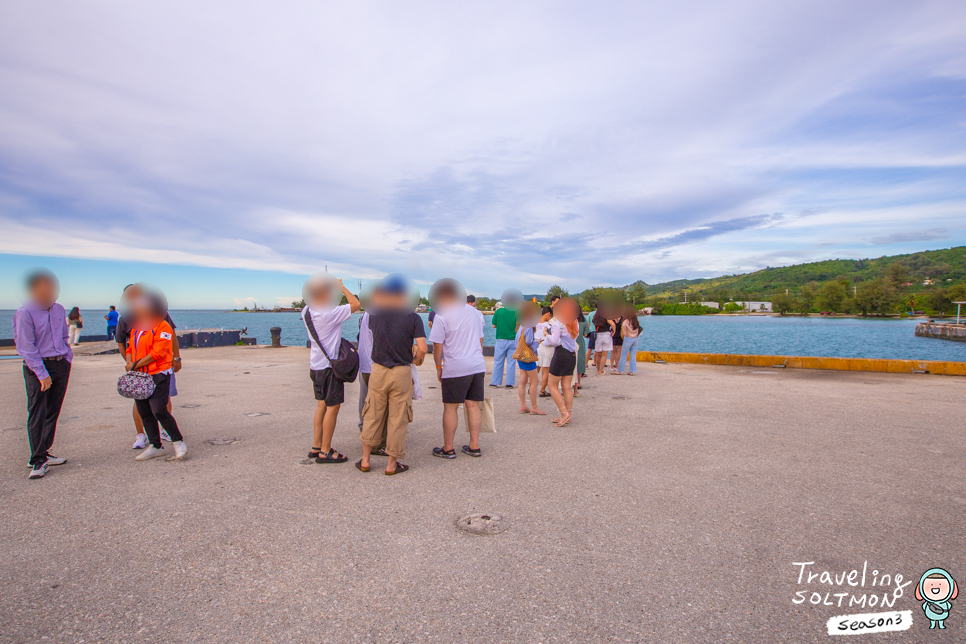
[
  {"xmin": 554, "ymin": 414, "xmax": 572, "ymax": 427},
  {"xmin": 530, "ymin": 409, "xmax": 547, "ymax": 415},
  {"xmin": 461, "ymin": 445, "xmax": 482, "ymax": 457},
  {"xmin": 308, "ymin": 447, "xmax": 322, "ymax": 458},
  {"xmin": 538, "ymin": 391, "xmax": 551, "ymax": 398},
  {"xmin": 355, "ymin": 459, "xmax": 370, "ymax": 472},
  {"xmin": 315, "ymin": 448, "xmax": 348, "ymax": 464},
  {"xmin": 385, "ymin": 462, "xmax": 410, "ymax": 475},
  {"xmin": 432, "ymin": 447, "xmax": 456, "ymax": 459}
]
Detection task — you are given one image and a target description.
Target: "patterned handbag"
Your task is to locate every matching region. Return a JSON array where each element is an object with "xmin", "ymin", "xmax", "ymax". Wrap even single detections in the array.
[{"xmin": 117, "ymin": 370, "xmax": 156, "ymax": 400}]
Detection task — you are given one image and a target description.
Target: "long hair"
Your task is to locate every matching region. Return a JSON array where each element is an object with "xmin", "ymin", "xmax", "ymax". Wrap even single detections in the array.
[
  {"xmin": 593, "ymin": 309, "xmax": 608, "ymax": 328},
  {"xmin": 626, "ymin": 305, "xmax": 641, "ymax": 330},
  {"xmin": 68, "ymin": 307, "xmax": 80, "ymax": 320}
]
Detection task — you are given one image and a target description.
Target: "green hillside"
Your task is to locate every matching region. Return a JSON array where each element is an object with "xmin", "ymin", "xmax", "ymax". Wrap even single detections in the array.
[{"xmin": 627, "ymin": 246, "xmax": 966, "ymax": 316}]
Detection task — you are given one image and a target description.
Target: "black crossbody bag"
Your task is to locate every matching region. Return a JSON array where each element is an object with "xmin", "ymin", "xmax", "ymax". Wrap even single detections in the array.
[{"xmin": 304, "ymin": 309, "xmax": 359, "ymax": 383}]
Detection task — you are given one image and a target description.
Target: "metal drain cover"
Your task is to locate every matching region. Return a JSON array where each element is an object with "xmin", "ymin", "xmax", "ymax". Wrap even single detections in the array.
[
  {"xmin": 207, "ymin": 437, "xmax": 239, "ymax": 445},
  {"xmin": 456, "ymin": 513, "xmax": 508, "ymax": 535}
]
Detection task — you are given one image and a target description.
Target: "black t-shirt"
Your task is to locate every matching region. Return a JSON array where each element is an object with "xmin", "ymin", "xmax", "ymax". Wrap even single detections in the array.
[
  {"xmin": 116, "ymin": 313, "xmax": 176, "ymax": 346},
  {"xmin": 368, "ymin": 311, "xmax": 425, "ymax": 369}
]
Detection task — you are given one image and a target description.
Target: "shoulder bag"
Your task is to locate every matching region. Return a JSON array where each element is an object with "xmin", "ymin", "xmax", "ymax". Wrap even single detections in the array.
[{"xmin": 304, "ymin": 309, "xmax": 359, "ymax": 383}]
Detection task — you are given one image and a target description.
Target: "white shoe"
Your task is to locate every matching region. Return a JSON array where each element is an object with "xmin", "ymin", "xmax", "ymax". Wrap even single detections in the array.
[
  {"xmin": 45, "ymin": 454, "xmax": 67, "ymax": 466},
  {"xmin": 172, "ymin": 441, "xmax": 188, "ymax": 460},
  {"xmin": 160, "ymin": 429, "xmax": 172, "ymax": 442},
  {"xmin": 132, "ymin": 434, "xmax": 147, "ymax": 449},
  {"xmin": 28, "ymin": 462, "xmax": 48, "ymax": 479},
  {"xmin": 135, "ymin": 445, "xmax": 165, "ymax": 461}
]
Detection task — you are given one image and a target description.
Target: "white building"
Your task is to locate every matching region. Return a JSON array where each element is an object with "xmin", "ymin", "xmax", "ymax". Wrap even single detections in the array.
[
  {"xmin": 699, "ymin": 301, "xmax": 719, "ymax": 309},
  {"xmin": 736, "ymin": 301, "xmax": 772, "ymax": 312}
]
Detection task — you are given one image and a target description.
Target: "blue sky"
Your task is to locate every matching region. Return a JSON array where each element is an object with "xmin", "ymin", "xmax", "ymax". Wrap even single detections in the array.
[{"xmin": 1, "ymin": 0, "xmax": 965, "ymax": 308}]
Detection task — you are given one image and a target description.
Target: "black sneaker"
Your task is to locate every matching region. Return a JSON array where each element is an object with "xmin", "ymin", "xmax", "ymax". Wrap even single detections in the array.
[
  {"xmin": 461, "ymin": 445, "xmax": 482, "ymax": 457},
  {"xmin": 504, "ymin": 385, "xmax": 514, "ymax": 388}
]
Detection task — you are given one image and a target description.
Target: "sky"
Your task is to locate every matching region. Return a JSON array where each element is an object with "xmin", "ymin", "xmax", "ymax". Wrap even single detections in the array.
[{"xmin": 1, "ymin": 0, "xmax": 965, "ymax": 308}]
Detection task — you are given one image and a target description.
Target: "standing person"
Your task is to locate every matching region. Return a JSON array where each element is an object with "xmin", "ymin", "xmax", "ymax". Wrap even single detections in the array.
[
  {"xmin": 358, "ymin": 275, "xmax": 427, "ymax": 475},
  {"xmin": 302, "ymin": 274, "xmax": 360, "ymax": 464},
  {"xmin": 104, "ymin": 305, "xmax": 119, "ymax": 341},
  {"xmin": 617, "ymin": 305, "xmax": 641, "ymax": 375},
  {"xmin": 575, "ymin": 308, "xmax": 589, "ymax": 392},
  {"xmin": 67, "ymin": 307, "xmax": 83, "ymax": 345},
  {"xmin": 544, "ymin": 297, "xmax": 580, "ymax": 427},
  {"xmin": 357, "ymin": 310, "xmax": 372, "ymax": 430},
  {"xmin": 536, "ymin": 307, "xmax": 554, "ymax": 397},
  {"xmin": 13, "ymin": 269, "xmax": 72, "ymax": 479},
  {"xmin": 592, "ymin": 306, "xmax": 615, "ymax": 376},
  {"xmin": 489, "ymin": 301, "xmax": 517, "ymax": 389},
  {"xmin": 610, "ymin": 311, "xmax": 625, "ymax": 374},
  {"xmin": 466, "ymin": 294, "xmax": 477, "ymax": 308},
  {"xmin": 428, "ymin": 279, "xmax": 486, "ymax": 459},
  {"xmin": 116, "ymin": 284, "xmax": 181, "ymax": 449},
  {"xmin": 125, "ymin": 288, "xmax": 188, "ymax": 461},
  {"xmin": 513, "ymin": 301, "xmax": 544, "ymax": 415}
]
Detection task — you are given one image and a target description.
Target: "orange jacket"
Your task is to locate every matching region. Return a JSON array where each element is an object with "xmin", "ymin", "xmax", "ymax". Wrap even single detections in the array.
[{"xmin": 126, "ymin": 320, "xmax": 174, "ymax": 375}]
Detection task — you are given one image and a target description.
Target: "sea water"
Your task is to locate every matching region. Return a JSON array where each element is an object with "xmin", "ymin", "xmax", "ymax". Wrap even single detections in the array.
[{"xmin": 2, "ymin": 309, "xmax": 964, "ymax": 362}]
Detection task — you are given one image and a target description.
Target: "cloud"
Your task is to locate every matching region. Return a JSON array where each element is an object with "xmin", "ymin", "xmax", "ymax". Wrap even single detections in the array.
[
  {"xmin": 0, "ymin": 0, "xmax": 965, "ymax": 295},
  {"xmin": 869, "ymin": 228, "xmax": 949, "ymax": 244}
]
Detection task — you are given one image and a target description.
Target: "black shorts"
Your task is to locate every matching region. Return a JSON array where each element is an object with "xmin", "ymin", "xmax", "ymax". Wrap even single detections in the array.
[
  {"xmin": 441, "ymin": 372, "xmax": 485, "ymax": 404},
  {"xmin": 549, "ymin": 346, "xmax": 577, "ymax": 377},
  {"xmin": 587, "ymin": 332, "xmax": 596, "ymax": 350},
  {"xmin": 310, "ymin": 368, "xmax": 345, "ymax": 406}
]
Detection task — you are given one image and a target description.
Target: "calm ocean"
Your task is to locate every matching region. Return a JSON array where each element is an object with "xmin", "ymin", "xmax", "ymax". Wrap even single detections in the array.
[{"xmin": 2, "ymin": 309, "xmax": 964, "ymax": 362}]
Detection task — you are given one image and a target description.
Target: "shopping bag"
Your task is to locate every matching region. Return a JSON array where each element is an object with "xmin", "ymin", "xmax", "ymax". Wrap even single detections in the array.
[{"xmin": 463, "ymin": 396, "xmax": 495, "ymax": 433}]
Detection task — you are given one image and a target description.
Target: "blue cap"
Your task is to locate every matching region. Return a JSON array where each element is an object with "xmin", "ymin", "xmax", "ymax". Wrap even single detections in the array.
[{"xmin": 381, "ymin": 273, "xmax": 408, "ymax": 295}]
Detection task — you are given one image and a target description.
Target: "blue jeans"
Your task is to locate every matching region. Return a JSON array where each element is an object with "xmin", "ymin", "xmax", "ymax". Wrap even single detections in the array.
[
  {"xmin": 618, "ymin": 336, "xmax": 639, "ymax": 373},
  {"xmin": 106, "ymin": 325, "xmax": 117, "ymax": 341},
  {"xmin": 490, "ymin": 338, "xmax": 516, "ymax": 386}
]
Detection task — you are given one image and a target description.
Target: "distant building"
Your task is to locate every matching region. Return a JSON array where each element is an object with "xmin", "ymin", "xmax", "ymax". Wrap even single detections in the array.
[
  {"xmin": 700, "ymin": 301, "xmax": 719, "ymax": 309},
  {"xmin": 736, "ymin": 301, "xmax": 772, "ymax": 312}
]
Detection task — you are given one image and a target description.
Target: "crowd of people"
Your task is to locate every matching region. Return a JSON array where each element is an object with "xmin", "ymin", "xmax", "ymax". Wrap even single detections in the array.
[{"xmin": 12, "ymin": 269, "xmax": 642, "ymax": 480}]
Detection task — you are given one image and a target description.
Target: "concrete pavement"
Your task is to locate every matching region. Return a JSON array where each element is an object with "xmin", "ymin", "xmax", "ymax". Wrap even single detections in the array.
[{"xmin": 1, "ymin": 345, "xmax": 964, "ymax": 643}]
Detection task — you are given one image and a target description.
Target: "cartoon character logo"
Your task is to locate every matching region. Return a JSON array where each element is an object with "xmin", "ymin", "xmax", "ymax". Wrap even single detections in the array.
[{"xmin": 916, "ymin": 568, "xmax": 958, "ymax": 629}]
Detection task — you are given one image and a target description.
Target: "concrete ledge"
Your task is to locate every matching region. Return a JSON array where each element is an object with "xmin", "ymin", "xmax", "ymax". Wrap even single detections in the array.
[{"xmin": 636, "ymin": 350, "xmax": 966, "ymax": 376}]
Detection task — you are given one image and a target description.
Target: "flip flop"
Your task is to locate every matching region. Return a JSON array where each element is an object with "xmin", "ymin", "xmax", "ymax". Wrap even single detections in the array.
[
  {"xmin": 385, "ymin": 463, "xmax": 410, "ymax": 475},
  {"xmin": 355, "ymin": 459, "xmax": 370, "ymax": 472},
  {"xmin": 529, "ymin": 409, "xmax": 547, "ymax": 415},
  {"xmin": 519, "ymin": 409, "xmax": 531, "ymax": 414}
]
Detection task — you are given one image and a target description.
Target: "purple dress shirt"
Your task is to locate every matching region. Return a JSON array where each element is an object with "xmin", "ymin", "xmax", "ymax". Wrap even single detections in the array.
[{"xmin": 12, "ymin": 302, "xmax": 73, "ymax": 380}]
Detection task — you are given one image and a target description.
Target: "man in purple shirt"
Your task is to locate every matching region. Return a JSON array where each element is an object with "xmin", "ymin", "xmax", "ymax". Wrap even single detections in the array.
[{"xmin": 12, "ymin": 269, "xmax": 73, "ymax": 479}]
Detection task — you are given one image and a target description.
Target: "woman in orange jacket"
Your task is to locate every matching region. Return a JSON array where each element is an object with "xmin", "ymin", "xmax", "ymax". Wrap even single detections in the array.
[{"xmin": 125, "ymin": 290, "xmax": 187, "ymax": 461}]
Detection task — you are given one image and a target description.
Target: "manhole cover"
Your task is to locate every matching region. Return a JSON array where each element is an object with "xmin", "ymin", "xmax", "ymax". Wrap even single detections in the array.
[
  {"xmin": 180, "ymin": 404, "xmax": 203, "ymax": 408},
  {"xmin": 456, "ymin": 513, "xmax": 508, "ymax": 535},
  {"xmin": 243, "ymin": 412, "xmax": 269, "ymax": 417},
  {"xmin": 207, "ymin": 437, "xmax": 239, "ymax": 445},
  {"xmin": 612, "ymin": 395, "xmax": 628, "ymax": 400}
]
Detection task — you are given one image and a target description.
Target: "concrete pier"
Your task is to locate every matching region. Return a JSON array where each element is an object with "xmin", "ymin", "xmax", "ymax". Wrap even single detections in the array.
[
  {"xmin": 1, "ymin": 346, "xmax": 964, "ymax": 643},
  {"xmin": 915, "ymin": 321, "xmax": 966, "ymax": 342}
]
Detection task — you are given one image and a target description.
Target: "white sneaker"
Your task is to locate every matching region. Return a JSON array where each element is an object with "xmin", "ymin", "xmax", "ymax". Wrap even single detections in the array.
[
  {"xmin": 135, "ymin": 445, "xmax": 165, "ymax": 461},
  {"xmin": 28, "ymin": 462, "xmax": 48, "ymax": 479},
  {"xmin": 172, "ymin": 441, "xmax": 188, "ymax": 460},
  {"xmin": 132, "ymin": 433, "xmax": 147, "ymax": 449},
  {"xmin": 160, "ymin": 429, "xmax": 172, "ymax": 442},
  {"xmin": 45, "ymin": 454, "xmax": 67, "ymax": 466}
]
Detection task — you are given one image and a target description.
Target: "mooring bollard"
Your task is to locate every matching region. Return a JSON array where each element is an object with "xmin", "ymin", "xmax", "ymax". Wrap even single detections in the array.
[{"xmin": 269, "ymin": 327, "xmax": 282, "ymax": 348}]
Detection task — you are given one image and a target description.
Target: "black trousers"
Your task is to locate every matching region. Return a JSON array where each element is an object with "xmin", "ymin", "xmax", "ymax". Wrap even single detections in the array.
[
  {"xmin": 134, "ymin": 373, "xmax": 183, "ymax": 448},
  {"xmin": 23, "ymin": 358, "xmax": 72, "ymax": 466}
]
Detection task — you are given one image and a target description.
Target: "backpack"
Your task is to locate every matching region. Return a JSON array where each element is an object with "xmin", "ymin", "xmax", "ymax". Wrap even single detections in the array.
[{"xmin": 304, "ymin": 309, "xmax": 359, "ymax": 383}]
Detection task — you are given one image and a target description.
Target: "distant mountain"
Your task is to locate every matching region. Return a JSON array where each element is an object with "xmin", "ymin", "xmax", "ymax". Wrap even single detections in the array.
[{"xmin": 635, "ymin": 246, "xmax": 966, "ymax": 298}]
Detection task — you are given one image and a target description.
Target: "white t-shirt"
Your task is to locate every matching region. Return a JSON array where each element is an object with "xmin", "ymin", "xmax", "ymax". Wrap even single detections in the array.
[
  {"xmin": 303, "ymin": 304, "xmax": 351, "ymax": 371},
  {"xmin": 428, "ymin": 304, "xmax": 485, "ymax": 379}
]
